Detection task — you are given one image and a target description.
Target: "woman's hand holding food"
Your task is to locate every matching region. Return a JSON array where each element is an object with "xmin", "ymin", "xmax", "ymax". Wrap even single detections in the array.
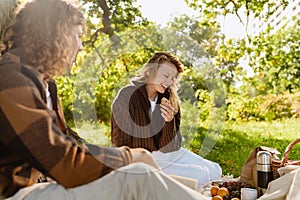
[{"xmin": 160, "ymin": 97, "xmax": 175, "ymax": 122}]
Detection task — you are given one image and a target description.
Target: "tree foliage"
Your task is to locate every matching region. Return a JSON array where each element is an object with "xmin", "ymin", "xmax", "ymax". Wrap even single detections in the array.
[
  {"xmin": 58, "ymin": 11, "xmax": 231, "ymax": 124},
  {"xmin": 185, "ymin": 0, "xmax": 289, "ymax": 36},
  {"xmin": 81, "ymin": 0, "xmax": 149, "ymax": 49},
  {"xmin": 248, "ymin": 19, "xmax": 300, "ymax": 94},
  {"xmin": 2, "ymin": 0, "xmax": 299, "ymax": 125},
  {"xmin": 163, "ymin": 14, "xmax": 222, "ymax": 58}
]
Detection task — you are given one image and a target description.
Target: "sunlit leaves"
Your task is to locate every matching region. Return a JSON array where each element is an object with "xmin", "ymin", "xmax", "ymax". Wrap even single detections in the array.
[
  {"xmin": 186, "ymin": 0, "xmax": 289, "ymax": 35},
  {"xmin": 248, "ymin": 19, "xmax": 300, "ymax": 94}
]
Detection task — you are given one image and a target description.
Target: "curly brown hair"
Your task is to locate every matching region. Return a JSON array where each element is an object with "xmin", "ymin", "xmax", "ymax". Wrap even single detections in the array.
[{"xmin": 3, "ymin": 0, "xmax": 84, "ymax": 76}]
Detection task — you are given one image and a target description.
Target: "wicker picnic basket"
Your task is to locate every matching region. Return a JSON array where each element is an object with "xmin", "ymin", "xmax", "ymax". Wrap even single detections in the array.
[{"xmin": 272, "ymin": 138, "xmax": 300, "ymax": 179}]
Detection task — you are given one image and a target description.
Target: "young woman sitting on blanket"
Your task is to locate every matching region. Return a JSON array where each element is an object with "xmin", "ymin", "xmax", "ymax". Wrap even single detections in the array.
[{"xmin": 111, "ymin": 51, "xmax": 222, "ymax": 186}]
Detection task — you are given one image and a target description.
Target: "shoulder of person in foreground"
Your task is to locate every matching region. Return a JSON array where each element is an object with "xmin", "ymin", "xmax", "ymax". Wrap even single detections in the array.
[
  {"xmin": 0, "ymin": 0, "xmax": 131, "ymax": 193},
  {"xmin": 0, "ymin": 57, "xmax": 131, "ymax": 183}
]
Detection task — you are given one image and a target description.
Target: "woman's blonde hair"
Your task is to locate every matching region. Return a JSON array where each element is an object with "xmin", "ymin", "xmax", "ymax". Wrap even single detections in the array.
[
  {"xmin": 133, "ymin": 52, "xmax": 184, "ymax": 113},
  {"xmin": 2, "ymin": 0, "xmax": 84, "ymax": 76}
]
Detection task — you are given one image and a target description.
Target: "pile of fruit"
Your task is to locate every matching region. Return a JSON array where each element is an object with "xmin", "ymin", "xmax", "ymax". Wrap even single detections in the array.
[{"xmin": 210, "ymin": 181, "xmax": 253, "ymax": 200}]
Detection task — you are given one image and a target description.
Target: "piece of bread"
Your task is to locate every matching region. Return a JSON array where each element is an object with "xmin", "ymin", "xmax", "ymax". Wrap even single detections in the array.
[{"xmin": 161, "ymin": 97, "xmax": 169, "ymax": 104}]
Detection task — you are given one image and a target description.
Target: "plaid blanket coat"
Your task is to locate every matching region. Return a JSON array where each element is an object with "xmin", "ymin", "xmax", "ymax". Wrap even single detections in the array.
[{"xmin": 0, "ymin": 52, "xmax": 132, "ymax": 198}]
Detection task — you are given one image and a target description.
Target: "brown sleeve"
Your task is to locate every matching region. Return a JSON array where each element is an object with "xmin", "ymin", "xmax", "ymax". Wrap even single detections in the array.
[{"xmin": 49, "ymin": 145, "xmax": 132, "ymax": 188}]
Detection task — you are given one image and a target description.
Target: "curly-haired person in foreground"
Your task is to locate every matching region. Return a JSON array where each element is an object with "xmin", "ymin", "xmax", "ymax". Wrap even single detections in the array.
[{"xmin": 0, "ymin": 0, "xmax": 209, "ymax": 199}]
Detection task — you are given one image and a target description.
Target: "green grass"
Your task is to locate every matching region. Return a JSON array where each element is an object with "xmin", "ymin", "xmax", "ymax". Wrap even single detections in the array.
[
  {"xmin": 188, "ymin": 119, "xmax": 300, "ymax": 177},
  {"xmin": 74, "ymin": 121, "xmax": 112, "ymax": 147},
  {"xmin": 75, "ymin": 118, "xmax": 300, "ymax": 178}
]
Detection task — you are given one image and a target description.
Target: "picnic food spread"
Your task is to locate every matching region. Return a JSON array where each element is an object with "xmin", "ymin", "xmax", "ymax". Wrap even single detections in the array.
[
  {"xmin": 208, "ymin": 180, "xmax": 253, "ymax": 200},
  {"xmin": 200, "ymin": 142, "xmax": 300, "ymax": 199}
]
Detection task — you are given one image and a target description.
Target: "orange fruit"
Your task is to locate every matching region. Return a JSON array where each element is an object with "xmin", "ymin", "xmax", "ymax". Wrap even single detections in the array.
[
  {"xmin": 217, "ymin": 187, "xmax": 230, "ymax": 197},
  {"xmin": 210, "ymin": 186, "xmax": 219, "ymax": 196},
  {"xmin": 211, "ymin": 195, "xmax": 223, "ymax": 200}
]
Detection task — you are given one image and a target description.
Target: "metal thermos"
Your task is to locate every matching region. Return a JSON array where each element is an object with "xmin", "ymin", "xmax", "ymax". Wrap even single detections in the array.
[{"xmin": 257, "ymin": 151, "xmax": 273, "ymax": 197}]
